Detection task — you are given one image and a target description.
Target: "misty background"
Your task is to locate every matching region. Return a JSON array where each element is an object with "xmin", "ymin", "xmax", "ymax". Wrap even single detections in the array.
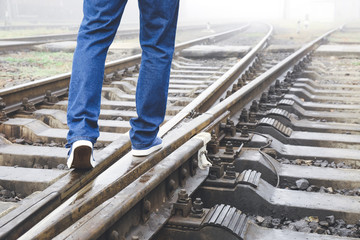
[{"xmin": 0, "ymin": 0, "xmax": 360, "ymax": 28}]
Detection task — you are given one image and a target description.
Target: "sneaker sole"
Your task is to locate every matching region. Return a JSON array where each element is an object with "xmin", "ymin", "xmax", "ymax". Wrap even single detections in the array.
[
  {"xmin": 70, "ymin": 146, "xmax": 92, "ymax": 169},
  {"xmin": 132, "ymin": 144, "xmax": 162, "ymax": 157}
]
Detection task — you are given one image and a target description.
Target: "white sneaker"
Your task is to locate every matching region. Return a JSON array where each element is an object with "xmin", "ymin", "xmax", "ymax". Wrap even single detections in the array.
[
  {"xmin": 67, "ymin": 140, "xmax": 94, "ymax": 169},
  {"xmin": 131, "ymin": 137, "xmax": 163, "ymax": 157}
]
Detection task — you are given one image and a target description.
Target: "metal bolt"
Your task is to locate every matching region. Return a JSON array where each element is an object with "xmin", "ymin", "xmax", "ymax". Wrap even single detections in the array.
[
  {"xmin": 225, "ymin": 164, "xmax": 236, "ymax": 179},
  {"xmin": 239, "ymin": 109, "xmax": 248, "ymax": 123},
  {"xmin": 0, "ymin": 97, "xmax": 7, "ymax": 121},
  {"xmin": 44, "ymin": 90, "xmax": 58, "ymax": 104},
  {"xmin": 109, "ymin": 230, "xmax": 119, "ymax": 240},
  {"xmin": 211, "ymin": 130, "xmax": 217, "ymax": 140},
  {"xmin": 212, "ymin": 155, "xmax": 221, "ymax": 166},
  {"xmin": 293, "ymin": 65, "xmax": 299, "ymax": 73},
  {"xmin": 192, "ymin": 198, "xmax": 204, "ymax": 214},
  {"xmin": 290, "ymin": 71, "xmax": 296, "ymax": 79},
  {"xmin": 226, "ymin": 90, "xmax": 231, "ymax": 98},
  {"xmin": 208, "ymin": 172, "xmax": 217, "ymax": 180},
  {"xmin": 224, "ymin": 141, "xmax": 234, "ymax": 155},
  {"xmin": 232, "ymin": 84, "xmax": 238, "ymax": 93},
  {"xmin": 249, "ymin": 112, "xmax": 257, "ymax": 123},
  {"xmin": 225, "ymin": 118, "xmax": 236, "ymax": 137},
  {"xmin": 275, "ymin": 79, "xmax": 281, "ymax": 89},
  {"xmin": 45, "ymin": 90, "xmax": 51, "ymax": 97},
  {"xmin": 167, "ymin": 179, "xmax": 176, "ymax": 193},
  {"xmin": 227, "ymin": 117, "xmax": 234, "ymax": 126},
  {"xmin": 112, "ymin": 71, "xmax": 121, "ymax": 80},
  {"xmin": 21, "ymin": 97, "xmax": 36, "ymax": 112},
  {"xmin": 180, "ymin": 167, "xmax": 188, "ymax": 180},
  {"xmin": 299, "ymin": 61, "xmax": 305, "ymax": 68},
  {"xmin": 133, "ymin": 64, "xmax": 140, "ymax": 73},
  {"xmin": 0, "ymin": 97, "xmax": 5, "ymax": 109},
  {"xmin": 268, "ymin": 86, "xmax": 275, "ymax": 95},
  {"xmin": 143, "ymin": 200, "xmax": 151, "ymax": 213},
  {"xmin": 250, "ymin": 100, "xmax": 258, "ymax": 113},
  {"xmin": 241, "ymin": 74, "xmax": 246, "ymax": 82},
  {"xmin": 245, "ymin": 70, "xmax": 251, "ymax": 79},
  {"xmin": 208, "ymin": 130, "xmax": 219, "ymax": 154},
  {"xmin": 260, "ymin": 93, "xmax": 268, "ymax": 104},
  {"xmin": 190, "ymin": 157, "xmax": 198, "ymax": 176},
  {"xmin": 259, "ymin": 103, "xmax": 267, "ymax": 112},
  {"xmin": 237, "ymin": 78, "xmax": 244, "ymax": 87},
  {"xmin": 177, "ymin": 189, "xmax": 189, "ymax": 203},
  {"xmin": 259, "ymin": 93, "xmax": 268, "ymax": 111},
  {"xmin": 122, "ymin": 68, "xmax": 129, "ymax": 76},
  {"xmin": 241, "ymin": 126, "xmax": 249, "ymax": 137},
  {"xmin": 252, "ymin": 61, "xmax": 258, "ymax": 70},
  {"xmin": 270, "ymin": 95, "xmax": 277, "ymax": 104},
  {"xmin": 192, "ymin": 158, "xmax": 198, "ymax": 168}
]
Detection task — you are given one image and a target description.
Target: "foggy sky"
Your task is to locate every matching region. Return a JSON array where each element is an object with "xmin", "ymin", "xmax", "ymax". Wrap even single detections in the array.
[{"xmin": 2, "ymin": 0, "xmax": 360, "ymax": 26}]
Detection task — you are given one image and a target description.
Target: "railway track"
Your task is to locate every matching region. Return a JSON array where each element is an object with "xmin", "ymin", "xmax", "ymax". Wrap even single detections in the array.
[
  {"xmin": 0, "ymin": 23, "xmax": 264, "ymax": 239},
  {"xmin": 0, "ymin": 25, "xmax": 231, "ymax": 52},
  {"xmin": 2, "ymin": 23, "xmax": 360, "ymax": 240}
]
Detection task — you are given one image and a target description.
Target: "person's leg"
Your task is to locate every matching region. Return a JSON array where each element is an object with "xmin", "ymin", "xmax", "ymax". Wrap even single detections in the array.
[
  {"xmin": 130, "ymin": 0, "xmax": 180, "ymax": 151},
  {"xmin": 66, "ymin": 0, "xmax": 128, "ymax": 148}
]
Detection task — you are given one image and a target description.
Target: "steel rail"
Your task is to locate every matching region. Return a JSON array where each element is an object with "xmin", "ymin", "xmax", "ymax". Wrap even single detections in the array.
[
  {"xmin": 0, "ymin": 33, "xmax": 78, "ymax": 51},
  {"xmin": 5, "ymin": 23, "xmax": 284, "ymax": 239},
  {"xmin": 0, "ymin": 24, "xmax": 79, "ymax": 31},
  {"xmin": 0, "ymin": 33, "xmax": 78, "ymax": 43},
  {"xmin": 56, "ymin": 134, "xmax": 208, "ymax": 240},
  {"xmin": 159, "ymin": 24, "xmax": 273, "ymax": 136},
  {"xmin": 207, "ymin": 27, "xmax": 337, "ymax": 119},
  {"xmin": 0, "ymin": 25, "xmax": 251, "ymax": 240},
  {"xmin": 0, "ymin": 25, "xmax": 249, "ymax": 115},
  {"xmin": 0, "ymin": 29, "xmax": 138, "ymax": 42},
  {"xmin": 0, "ymin": 30, "xmax": 139, "ymax": 51},
  {"xmin": 53, "ymin": 26, "xmax": 339, "ymax": 240}
]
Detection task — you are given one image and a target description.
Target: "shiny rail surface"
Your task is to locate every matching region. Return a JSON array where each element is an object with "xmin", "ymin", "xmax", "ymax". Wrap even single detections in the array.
[{"xmin": 0, "ymin": 30, "xmax": 138, "ymax": 51}]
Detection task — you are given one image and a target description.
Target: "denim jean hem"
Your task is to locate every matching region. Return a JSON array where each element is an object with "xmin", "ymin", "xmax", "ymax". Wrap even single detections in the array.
[
  {"xmin": 131, "ymin": 137, "xmax": 159, "ymax": 149},
  {"xmin": 131, "ymin": 142, "xmax": 152, "ymax": 149},
  {"xmin": 66, "ymin": 136, "xmax": 96, "ymax": 148}
]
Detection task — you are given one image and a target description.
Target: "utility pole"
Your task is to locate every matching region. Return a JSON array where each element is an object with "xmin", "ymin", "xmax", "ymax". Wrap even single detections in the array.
[
  {"xmin": 282, "ymin": 0, "xmax": 290, "ymax": 20},
  {"xmin": 4, "ymin": 0, "xmax": 11, "ymax": 26}
]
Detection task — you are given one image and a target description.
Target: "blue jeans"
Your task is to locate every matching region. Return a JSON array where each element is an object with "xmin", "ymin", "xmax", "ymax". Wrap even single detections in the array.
[{"xmin": 66, "ymin": 0, "xmax": 179, "ymax": 149}]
